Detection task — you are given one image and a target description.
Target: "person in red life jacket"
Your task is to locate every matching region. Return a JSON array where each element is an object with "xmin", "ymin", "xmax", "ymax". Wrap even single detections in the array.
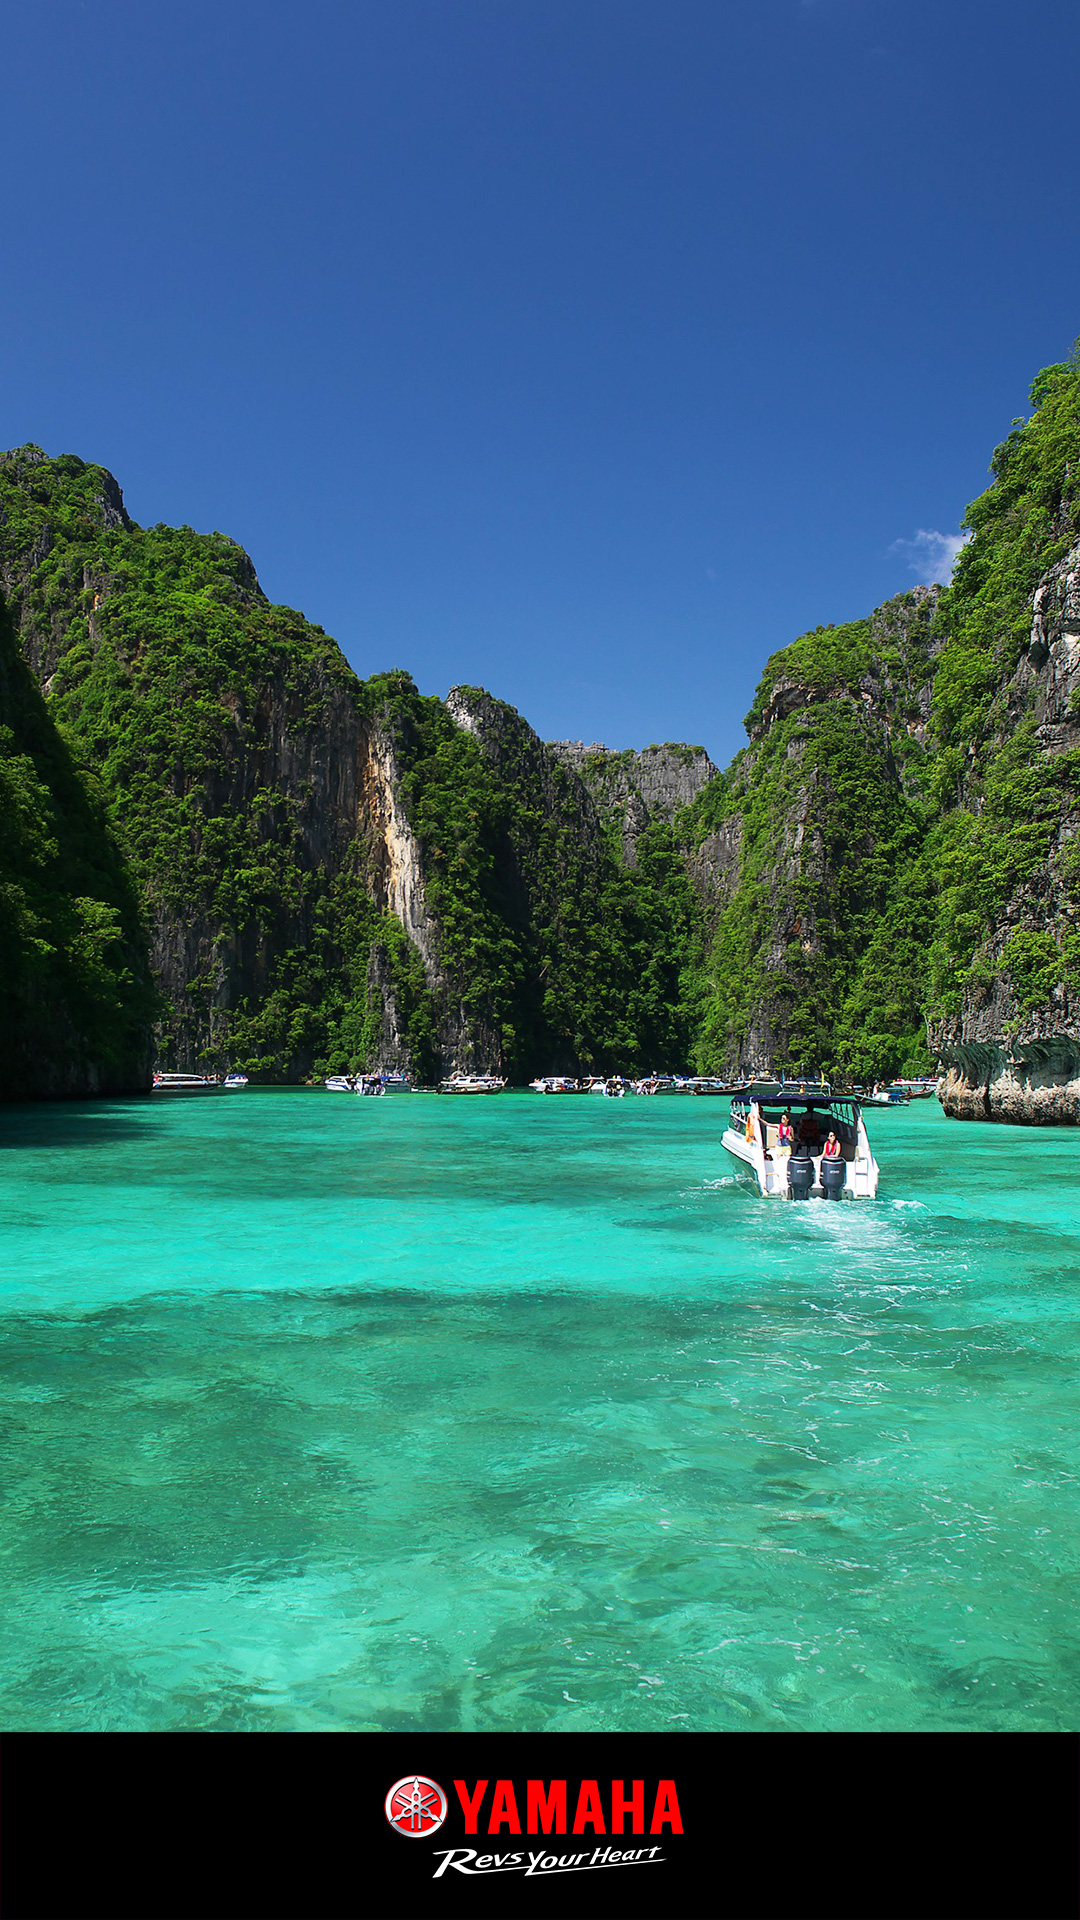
[
  {"xmin": 822, "ymin": 1130, "xmax": 842, "ymax": 1158},
  {"xmin": 777, "ymin": 1110, "xmax": 794, "ymax": 1154}
]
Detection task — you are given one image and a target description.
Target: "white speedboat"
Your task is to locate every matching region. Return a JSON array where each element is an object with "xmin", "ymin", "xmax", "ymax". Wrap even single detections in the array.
[
  {"xmin": 152, "ymin": 1072, "xmax": 223, "ymax": 1095},
  {"xmin": 436, "ymin": 1073, "xmax": 507, "ymax": 1095},
  {"xmin": 722, "ymin": 1084, "xmax": 879, "ymax": 1198},
  {"xmin": 223, "ymin": 1074, "xmax": 248, "ymax": 1089}
]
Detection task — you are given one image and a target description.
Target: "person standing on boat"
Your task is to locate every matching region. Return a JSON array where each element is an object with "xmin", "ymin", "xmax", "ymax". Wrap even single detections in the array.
[{"xmin": 777, "ymin": 1110, "xmax": 794, "ymax": 1155}]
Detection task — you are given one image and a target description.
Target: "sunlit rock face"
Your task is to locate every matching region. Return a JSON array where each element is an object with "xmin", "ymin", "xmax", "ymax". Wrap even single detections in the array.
[{"xmin": 547, "ymin": 738, "xmax": 718, "ymax": 865}]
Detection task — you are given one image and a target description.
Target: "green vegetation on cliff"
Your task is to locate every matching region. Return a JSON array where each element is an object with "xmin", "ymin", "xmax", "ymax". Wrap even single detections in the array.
[
  {"xmin": 0, "ymin": 454, "xmax": 701, "ymax": 1082},
  {"xmin": 932, "ymin": 354, "xmax": 1080, "ymax": 765},
  {"xmin": 0, "ymin": 593, "xmax": 154, "ymax": 1096},
  {"xmin": 676, "ymin": 347, "xmax": 1080, "ymax": 1084},
  {"xmin": 386, "ymin": 682, "xmax": 699, "ymax": 1074},
  {"xmin": 924, "ymin": 350, "xmax": 1080, "ymax": 1025},
  {"xmin": 683, "ymin": 596, "xmax": 938, "ymax": 1082}
]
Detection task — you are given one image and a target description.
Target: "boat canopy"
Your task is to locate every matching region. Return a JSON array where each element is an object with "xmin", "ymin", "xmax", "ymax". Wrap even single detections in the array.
[{"xmin": 735, "ymin": 1082, "xmax": 860, "ymax": 1110}]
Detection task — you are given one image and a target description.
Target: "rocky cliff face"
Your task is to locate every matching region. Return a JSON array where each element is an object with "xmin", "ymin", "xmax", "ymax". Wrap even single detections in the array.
[
  {"xmin": 438, "ymin": 685, "xmax": 699, "ymax": 1074},
  {"xmin": 683, "ymin": 590, "xmax": 939, "ymax": 1081},
  {"xmin": 0, "ymin": 590, "xmax": 154, "ymax": 1097},
  {"xmin": 931, "ymin": 540, "xmax": 1080, "ymax": 1121},
  {"xmin": 0, "ymin": 450, "xmax": 707, "ymax": 1086},
  {"xmin": 548, "ymin": 738, "xmax": 718, "ymax": 864},
  {"xmin": 0, "ymin": 451, "xmax": 448, "ymax": 1080}
]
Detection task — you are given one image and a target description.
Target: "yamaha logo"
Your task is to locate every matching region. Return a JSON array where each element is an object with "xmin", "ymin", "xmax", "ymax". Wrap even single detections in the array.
[{"xmin": 385, "ymin": 1776, "xmax": 449, "ymax": 1838}]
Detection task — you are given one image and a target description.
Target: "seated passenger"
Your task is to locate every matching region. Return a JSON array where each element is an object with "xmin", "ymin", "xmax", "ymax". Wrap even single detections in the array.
[{"xmin": 822, "ymin": 1130, "xmax": 842, "ymax": 1158}]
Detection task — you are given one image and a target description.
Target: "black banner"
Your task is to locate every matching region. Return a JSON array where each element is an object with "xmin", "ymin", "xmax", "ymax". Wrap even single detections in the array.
[{"xmin": 2, "ymin": 1730, "xmax": 1077, "ymax": 1920}]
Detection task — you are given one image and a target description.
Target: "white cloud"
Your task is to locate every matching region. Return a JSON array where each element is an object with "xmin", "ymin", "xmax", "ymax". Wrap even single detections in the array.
[{"xmin": 890, "ymin": 528, "xmax": 971, "ymax": 586}]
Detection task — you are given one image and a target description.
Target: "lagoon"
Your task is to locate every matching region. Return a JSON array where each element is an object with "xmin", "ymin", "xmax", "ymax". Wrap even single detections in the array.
[{"xmin": 1, "ymin": 1088, "xmax": 1078, "ymax": 1731}]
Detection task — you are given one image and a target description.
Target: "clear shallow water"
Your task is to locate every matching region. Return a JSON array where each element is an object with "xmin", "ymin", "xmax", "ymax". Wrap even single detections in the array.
[{"xmin": 1, "ymin": 1088, "xmax": 1078, "ymax": 1732}]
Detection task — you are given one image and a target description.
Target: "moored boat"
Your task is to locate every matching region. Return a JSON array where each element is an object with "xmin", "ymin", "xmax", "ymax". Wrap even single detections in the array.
[
  {"xmin": 633, "ymin": 1073, "xmax": 729, "ymax": 1094},
  {"xmin": 859, "ymin": 1083, "xmax": 911, "ymax": 1106},
  {"xmin": 722, "ymin": 1083, "xmax": 879, "ymax": 1198},
  {"xmin": 436, "ymin": 1073, "xmax": 507, "ymax": 1095},
  {"xmin": 152, "ymin": 1072, "xmax": 223, "ymax": 1095},
  {"xmin": 893, "ymin": 1077, "xmax": 938, "ymax": 1099}
]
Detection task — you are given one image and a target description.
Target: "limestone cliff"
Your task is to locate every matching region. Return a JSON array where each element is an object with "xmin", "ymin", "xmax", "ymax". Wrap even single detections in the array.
[
  {"xmin": 932, "ymin": 540, "xmax": 1080, "ymax": 1121},
  {"xmin": 547, "ymin": 738, "xmax": 718, "ymax": 864},
  {"xmin": 0, "ymin": 589, "xmax": 154, "ymax": 1097},
  {"xmin": 0, "ymin": 450, "xmax": 445, "ymax": 1080},
  {"xmin": 682, "ymin": 590, "xmax": 940, "ymax": 1081},
  {"xmin": 0, "ymin": 450, "xmax": 704, "ymax": 1085}
]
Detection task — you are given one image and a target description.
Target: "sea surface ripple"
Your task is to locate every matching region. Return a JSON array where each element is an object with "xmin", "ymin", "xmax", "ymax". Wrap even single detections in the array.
[{"xmin": 0, "ymin": 1089, "xmax": 1077, "ymax": 1731}]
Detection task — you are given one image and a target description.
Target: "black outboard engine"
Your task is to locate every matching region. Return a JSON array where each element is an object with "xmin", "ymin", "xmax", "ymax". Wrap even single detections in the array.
[
  {"xmin": 787, "ymin": 1153, "xmax": 815, "ymax": 1198},
  {"xmin": 820, "ymin": 1155, "xmax": 846, "ymax": 1198}
]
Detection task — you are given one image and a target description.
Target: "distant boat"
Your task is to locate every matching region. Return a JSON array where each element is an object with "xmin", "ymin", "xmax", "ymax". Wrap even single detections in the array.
[
  {"xmin": 152, "ymin": 1072, "xmax": 222, "ymax": 1095},
  {"xmin": 437, "ymin": 1073, "xmax": 506, "ymax": 1095},
  {"xmin": 860, "ymin": 1084, "xmax": 911, "ymax": 1107},
  {"xmin": 223, "ymin": 1074, "xmax": 248, "ymax": 1089}
]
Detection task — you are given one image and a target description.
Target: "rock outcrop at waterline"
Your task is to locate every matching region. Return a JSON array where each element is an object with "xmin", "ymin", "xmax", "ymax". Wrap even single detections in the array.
[{"xmin": 936, "ymin": 1044, "xmax": 1080, "ymax": 1124}]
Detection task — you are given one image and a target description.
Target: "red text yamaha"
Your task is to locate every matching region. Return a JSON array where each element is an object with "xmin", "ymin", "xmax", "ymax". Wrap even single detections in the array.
[{"xmin": 452, "ymin": 1779, "xmax": 683, "ymax": 1836}]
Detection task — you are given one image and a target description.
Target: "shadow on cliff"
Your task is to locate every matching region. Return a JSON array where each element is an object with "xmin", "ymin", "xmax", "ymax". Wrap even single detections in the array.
[{"xmin": 0, "ymin": 594, "xmax": 156, "ymax": 1101}]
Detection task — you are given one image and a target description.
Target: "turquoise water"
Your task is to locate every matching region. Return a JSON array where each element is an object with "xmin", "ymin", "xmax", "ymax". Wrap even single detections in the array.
[{"xmin": 1, "ymin": 1087, "xmax": 1078, "ymax": 1732}]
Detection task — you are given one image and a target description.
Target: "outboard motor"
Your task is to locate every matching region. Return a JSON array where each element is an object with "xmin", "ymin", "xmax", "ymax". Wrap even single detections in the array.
[
  {"xmin": 787, "ymin": 1153, "xmax": 815, "ymax": 1198},
  {"xmin": 820, "ymin": 1155, "xmax": 846, "ymax": 1199}
]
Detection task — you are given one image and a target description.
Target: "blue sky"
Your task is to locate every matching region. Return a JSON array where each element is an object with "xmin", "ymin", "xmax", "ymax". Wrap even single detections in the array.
[{"xmin": 2, "ymin": 0, "xmax": 1078, "ymax": 766}]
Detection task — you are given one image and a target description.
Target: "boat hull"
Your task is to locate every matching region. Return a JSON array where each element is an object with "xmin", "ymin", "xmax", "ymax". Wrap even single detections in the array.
[{"xmin": 721, "ymin": 1110, "xmax": 879, "ymax": 1198}]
